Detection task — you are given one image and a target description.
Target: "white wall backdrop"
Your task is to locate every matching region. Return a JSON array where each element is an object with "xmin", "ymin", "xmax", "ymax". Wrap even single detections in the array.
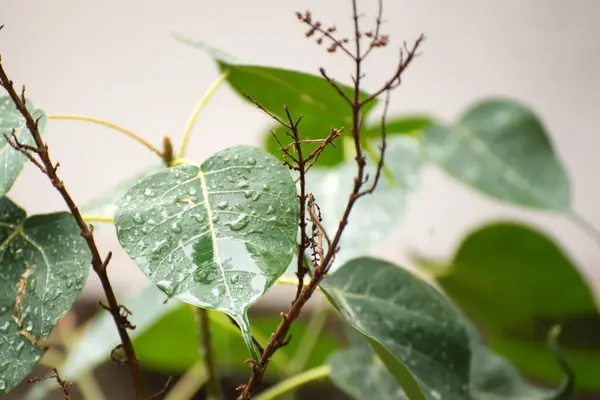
[{"xmin": 2, "ymin": 0, "xmax": 600, "ymax": 301}]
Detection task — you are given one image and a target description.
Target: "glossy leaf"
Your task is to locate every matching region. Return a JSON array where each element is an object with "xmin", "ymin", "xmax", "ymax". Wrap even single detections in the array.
[
  {"xmin": 362, "ymin": 114, "xmax": 435, "ymax": 139},
  {"xmin": 308, "ymin": 136, "xmax": 421, "ymax": 270},
  {"xmin": 329, "ymin": 343, "xmax": 554, "ymax": 400},
  {"xmin": 427, "ymin": 222, "xmax": 600, "ymax": 390},
  {"xmin": 174, "ymin": 35, "xmax": 377, "ymax": 166},
  {"xmin": 0, "ymin": 197, "xmax": 89, "ymax": 394},
  {"xmin": 0, "ymin": 96, "xmax": 47, "ymax": 197},
  {"xmin": 421, "ymin": 99, "xmax": 570, "ymax": 211},
  {"xmin": 322, "ymin": 257, "xmax": 472, "ymax": 400},
  {"xmin": 114, "ymin": 146, "xmax": 298, "ymax": 360}
]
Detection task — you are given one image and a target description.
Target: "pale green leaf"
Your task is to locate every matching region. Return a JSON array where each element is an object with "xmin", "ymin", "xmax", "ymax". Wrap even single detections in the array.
[
  {"xmin": 308, "ymin": 136, "xmax": 421, "ymax": 270},
  {"xmin": 421, "ymin": 99, "xmax": 570, "ymax": 211},
  {"xmin": 114, "ymin": 146, "xmax": 298, "ymax": 361},
  {"xmin": 322, "ymin": 257, "xmax": 472, "ymax": 400},
  {"xmin": 0, "ymin": 96, "xmax": 47, "ymax": 197},
  {"xmin": 0, "ymin": 196, "xmax": 89, "ymax": 394}
]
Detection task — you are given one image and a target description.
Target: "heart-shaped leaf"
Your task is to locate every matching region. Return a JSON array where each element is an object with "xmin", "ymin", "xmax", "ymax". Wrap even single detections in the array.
[
  {"xmin": 0, "ymin": 96, "xmax": 47, "ymax": 197},
  {"xmin": 328, "ymin": 343, "xmax": 557, "ymax": 400},
  {"xmin": 308, "ymin": 136, "xmax": 421, "ymax": 270},
  {"xmin": 114, "ymin": 146, "xmax": 298, "ymax": 361},
  {"xmin": 423, "ymin": 222, "xmax": 600, "ymax": 390},
  {"xmin": 0, "ymin": 197, "xmax": 90, "ymax": 394},
  {"xmin": 322, "ymin": 257, "xmax": 472, "ymax": 400},
  {"xmin": 421, "ymin": 99, "xmax": 570, "ymax": 211},
  {"xmin": 174, "ymin": 35, "xmax": 377, "ymax": 166}
]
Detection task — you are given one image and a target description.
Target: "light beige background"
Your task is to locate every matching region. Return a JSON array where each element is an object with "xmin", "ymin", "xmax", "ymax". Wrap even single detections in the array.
[{"xmin": 2, "ymin": 1, "xmax": 600, "ymax": 302}]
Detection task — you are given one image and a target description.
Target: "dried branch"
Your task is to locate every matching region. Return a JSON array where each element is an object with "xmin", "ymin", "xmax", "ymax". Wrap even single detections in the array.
[
  {"xmin": 296, "ymin": 10, "xmax": 353, "ymax": 57},
  {"xmin": 236, "ymin": 2, "xmax": 424, "ymax": 398},
  {"xmin": 29, "ymin": 369, "xmax": 72, "ymax": 400},
  {"xmin": 0, "ymin": 57, "xmax": 146, "ymax": 399}
]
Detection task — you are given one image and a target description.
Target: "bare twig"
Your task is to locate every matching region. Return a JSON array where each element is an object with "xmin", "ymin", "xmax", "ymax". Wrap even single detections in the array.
[
  {"xmin": 196, "ymin": 308, "xmax": 225, "ymax": 400},
  {"xmin": 0, "ymin": 57, "xmax": 146, "ymax": 399},
  {"xmin": 236, "ymin": 2, "xmax": 424, "ymax": 398},
  {"xmin": 29, "ymin": 369, "xmax": 72, "ymax": 400}
]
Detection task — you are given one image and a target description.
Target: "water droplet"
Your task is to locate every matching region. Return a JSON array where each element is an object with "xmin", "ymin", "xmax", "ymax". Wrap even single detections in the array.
[
  {"xmin": 143, "ymin": 188, "xmax": 154, "ymax": 197},
  {"xmin": 247, "ymin": 157, "xmax": 256, "ymax": 165},
  {"xmin": 0, "ymin": 379, "xmax": 5, "ymax": 391},
  {"xmin": 216, "ymin": 201, "xmax": 228, "ymax": 210},
  {"xmin": 194, "ymin": 269, "xmax": 217, "ymax": 285},
  {"xmin": 65, "ymin": 278, "xmax": 74, "ymax": 289},
  {"xmin": 252, "ymin": 192, "xmax": 262, "ymax": 202},
  {"xmin": 171, "ymin": 222, "xmax": 182, "ymax": 233},
  {"xmin": 0, "ymin": 321, "xmax": 9, "ymax": 332},
  {"xmin": 230, "ymin": 273, "xmax": 240, "ymax": 284},
  {"xmin": 226, "ymin": 215, "xmax": 249, "ymax": 232},
  {"xmin": 0, "ymin": 306, "xmax": 7, "ymax": 315},
  {"xmin": 265, "ymin": 205, "xmax": 274, "ymax": 215},
  {"xmin": 193, "ymin": 213, "xmax": 205, "ymax": 222},
  {"xmin": 25, "ymin": 320, "xmax": 33, "ymax": 332},
  {"xmin": 212, "ymin": 215, "xmax": 220, "ymax": 223},
  {"xmin": 234, "ymin": 203, "xmax": 244, "ymax": 211},
  {"xmin": 133, "ymin": 212, "xmax": 143, "ymax": 223},
  {"xmin": 237, "ymin": 180, "xmax": 250, "ymax": 189},
  {"xmin": 15, "ymin": 341, "xmax": 25, "ymax": 356},
  {"xmin": 262, "ymin": 183, "xmax": 270, "ymax": 191},
  {"xmin": 12, "ymin": 248, "xmax": 23, "ymax": 261},
  {"xmin": 188, "ymin": 187, "xmax": 197, "ymax": 195},
  {"xmin": 244, "ymin": 191, "xmax": 253, "ymax": 199},
  {"xmin": 157, "ymin": 281, "xmax": 174, "ymax": 297}
]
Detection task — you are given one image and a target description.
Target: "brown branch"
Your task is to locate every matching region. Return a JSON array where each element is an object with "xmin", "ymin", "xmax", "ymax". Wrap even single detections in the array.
[
  {"xmin": 28, "ymin": 369, "xmax": 72, "ymax": 400},
  {"xmin": 236, "ymin": 2, "xmax": 423, "ymax": 398},
  {"xmin": 296, "ymin": 10, "xmax": 353, "ymax": 58},
  {"xmin": 0, "ymin": 58, "xmax": 146, "ymax": 399}
]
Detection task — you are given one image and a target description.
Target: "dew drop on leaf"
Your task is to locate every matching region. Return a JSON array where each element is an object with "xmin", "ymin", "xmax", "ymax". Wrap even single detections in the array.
[
  {"xmin": 226, "ymin": 214, "xmax": 249, "ymax": 232},
  {"xmin": 156, "ymin": 280, "xmax": 174, "ymax": 297},
  {"xmin": 237, "ymin": 180, "xmax": 250, "ymax": 189},
  {"xmin": 247, "ymin": 157, "xmax": 256, "ymax": 165},
  {"xmin": 216, "ymin": 201, "xmax": 228, "ymax": 210},
  {"xmin": 143, "ymin": 188, "xmax": 154, "ymax": 197},
  {"xmin": 133, "ymin": 212, "xmax": 143, "ymax": 223},
  {"xmin": 171, "ymin": 222, "xmax": 182, "ymax": 233}
]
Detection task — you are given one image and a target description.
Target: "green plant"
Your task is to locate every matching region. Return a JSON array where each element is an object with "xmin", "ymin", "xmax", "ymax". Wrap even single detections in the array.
[{"xmin": 0, "ymin": 1, "xmax": 595, "ymax": 399}]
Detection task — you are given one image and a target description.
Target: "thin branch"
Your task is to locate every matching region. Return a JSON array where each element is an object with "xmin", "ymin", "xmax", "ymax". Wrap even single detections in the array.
[
  {"xmin": 319, "ymin": 68, "xmax": 353, "ymax": 105},
  {"xmin": 296, "ymin": 11, "xmax": 353, "ymax": 58},
  {"xmin": 28, "ymin": 369, "xmax": 72, "ymax": 400},
  {"xmin": 196, "ymin": 308, "xmax": 224, "ymax": 400},
  {"xmin": 48, "ymin": 115, "xmax": 163, "ymax": 159},
  {"xmin": 0, "ymin": 58, "xmax": 146, "ymax": 399},
  {"xmin": 362, "ymin": 0, "xmax": 386, "ymax": 59},
  {"xmin": 178, "ymin": 71, "xmax": 229, "ymax": 158}
]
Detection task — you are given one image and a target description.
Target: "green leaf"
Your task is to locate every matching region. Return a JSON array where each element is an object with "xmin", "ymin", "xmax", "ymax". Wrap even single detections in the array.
[
  {"xmin": 0, "ymin": 96, "xmax": 47, "ymax": 197},
  {"xmin": 421, "ymin": 99, "xmax": 570, "ymax": 211},
  {"xmin": 174, "ymin": 35, "xmax": 377, "ymax": 166},
  {"xmin": 134, "ymin": 307, "xmax": 341, "ymax": 375},
  {"xmin": 363, "ymin": 114, "xmax": 435, "ymax": 139},
  {"xmin": 308, "ymin": 136, "xmax": 421, "ymax": 270},
  {"xmin": 0, "ymin": 197, "xmax": 89, "ymax": 394},
  {"xmin": 329, "ymin": 347, "xmax": 409, "ymax": 400},
  {"xmin": 322, "ymin": 257, "xmax": 472, "ymax": 400},
  {"xmin": 428, "ymin": 222, "xmax": 600, "ymax": 390},
  {"xmin": 114, "ymin": 146, "xmax": 298, "ymax": 361},
  {"xmin": 81, "ymin": 165, "xmax": 165, "ymax": 217}
]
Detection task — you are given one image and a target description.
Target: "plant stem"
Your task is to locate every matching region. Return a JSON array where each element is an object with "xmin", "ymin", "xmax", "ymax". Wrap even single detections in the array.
[
  {"xmin": 0, "ymin": 61, "xmax": 146, "ymax": 399},
  {"xmin": 48, "ymin": 115, "xmax": 163, "ymax": 158},
  {"xmin": 253, "ymin": 365, "xmax": 330, "ymax": 400},
  {"xmin": 363, "ymin": 138, "xmax": 394, "ymax": 185},
  {"xmin": 178, "ymin": 72, "xmax": 229, "ymax": 158},
  {"xmin": 568, "ymin": 211, "xmax": 600, "ymax": 249},
  {"xmin": 195, "ymin": 308, "xmax": 224, "ymax": 400},
  {"xmin": 286, "ymin": 302, "xmax": 330, "ymax": 375},
  {"xmin": 82, "ymin": 215, "xmax": 115, "ymax": 224},
  {"xmin": 164, "ymin": 360, "xmax": 208, "ymax": 400}
]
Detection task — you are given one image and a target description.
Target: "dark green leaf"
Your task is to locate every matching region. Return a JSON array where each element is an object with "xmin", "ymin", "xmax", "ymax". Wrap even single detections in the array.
[
  {"xmin": 0, "ymin": 197, "xmax": 89, "ymax": 394},
  {"xmin": 0, "ymin": 96, "xmax": 47, "ymax": 197},
  {"xmin": 114, "ymin": 146, "xmax": 298, "ymax": 361},
  {"xmin": 363, "ymin": 114, "xmax": 435, "ymax": 139},
  {"xmin": 428, "ymin": 222, "xmax": 600, "ymax": 390},
  {"xmin": 174, "ymin": 35, "xmax": 377, "ymax": 166},
  {"xmin": 308, "ymin": 136, "xmax": 421, "ymax": 269},
  {"xmin": 421, "ymin": 99, "xmax": 570, "ymax": 211},
  {"xmin": 134, "ymin": 307, "xmax": 341, "ymax": 375},
  {"xmin": 323, "ymin": 257, "xmax": 472, "ymax": 400}
]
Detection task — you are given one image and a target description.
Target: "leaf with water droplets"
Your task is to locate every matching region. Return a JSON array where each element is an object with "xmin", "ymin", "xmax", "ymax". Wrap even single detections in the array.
[
  {"xmin": 421, "ymin": 98, "xmax": 570, "ymax": 211},
  {"xmin": 322, "ymin": 257, "xmax": 472, "ymax": 400},
  {"xmin": 0, "ymin": 96, "xmax": 47, "ymax": 197},
  {"xmin": 114, "ymin": 146, "xmax": 298, "ymax": 361},
  {"xmin": 0, "ymin": 196, "xmax": 90, "ymax": 394}
]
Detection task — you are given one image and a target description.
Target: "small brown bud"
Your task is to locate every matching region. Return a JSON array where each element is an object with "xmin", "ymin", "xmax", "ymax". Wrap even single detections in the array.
[
  {"xmin": 316, "ymin": 37, "xmax": 323, "ymax": 45},
  {"xmin": 365, "ymin": 31, "xmax": 373, "ymax": 38},
  {"xmin": 327, "ymin": 26, "xmax": 336, "ymax": 33}
]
